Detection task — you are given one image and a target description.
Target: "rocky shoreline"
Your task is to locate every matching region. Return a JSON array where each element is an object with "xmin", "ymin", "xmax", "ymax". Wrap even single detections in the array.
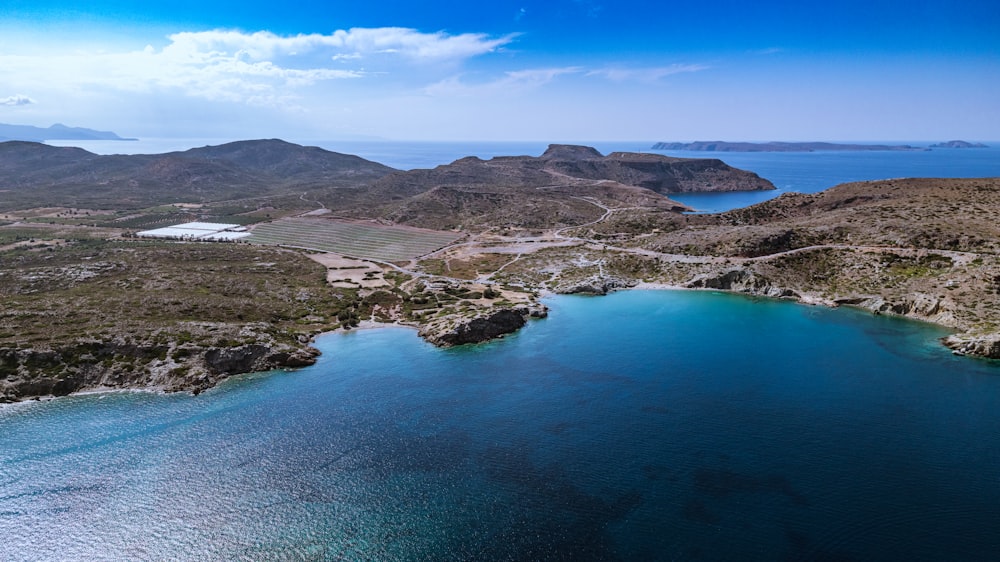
[
  {"xmin": 0, "ymin": 327, "xmax": 320, "ymax": 403},
  {"xmin": 3, "ymin": 254, "xmax": 996, "ymax": 405}
]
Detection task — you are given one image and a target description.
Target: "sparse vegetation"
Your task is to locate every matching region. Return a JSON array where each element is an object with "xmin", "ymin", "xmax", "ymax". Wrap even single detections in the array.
[{"xmin": 2, "ymin": 140, "xmax": 999, "ymax": 400}]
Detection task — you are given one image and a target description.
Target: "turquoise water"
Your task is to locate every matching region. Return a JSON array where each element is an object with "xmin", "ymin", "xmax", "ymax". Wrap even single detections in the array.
[{"xmin": 2, "ymin": 291, "xmax": 999, "ymax": 560}]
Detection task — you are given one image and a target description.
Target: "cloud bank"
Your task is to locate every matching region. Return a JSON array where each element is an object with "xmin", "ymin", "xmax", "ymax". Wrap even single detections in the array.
[
  {"xmin": 0, "ymin": 95, "xmax": 35, "ymax": 106},
  {"xmin": 0, "ymin": 27, "xmax": 516, "ymax": 107}
]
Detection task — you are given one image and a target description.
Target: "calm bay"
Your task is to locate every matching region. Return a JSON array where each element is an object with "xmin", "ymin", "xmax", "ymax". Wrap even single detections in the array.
[{"xmin": 2, "ymin": 290, "xmax": 999, "ymax": 560}]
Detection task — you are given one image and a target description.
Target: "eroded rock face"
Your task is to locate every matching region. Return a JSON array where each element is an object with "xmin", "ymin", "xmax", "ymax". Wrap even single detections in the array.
[
  {"xmin": 686, "ymin": 269, "xmax": 798, "ymax": 298},
  {"xmin": 851, "ymin": 294, "xmax": 958, "ymax": 327},
  {"xmin": 943, "ymin": 334, "xmax": 1000, "ymax": 359},
  {"xmin": 0, "ymin": 340, "xmax": 319, "ymax": 403},
  {"xmin": 555, "ymin": 275, "xmax": 636, "ymax": 296},
  {"xmin": 421, "ymin": 305, "xmax": 548, "ymax": 347}
]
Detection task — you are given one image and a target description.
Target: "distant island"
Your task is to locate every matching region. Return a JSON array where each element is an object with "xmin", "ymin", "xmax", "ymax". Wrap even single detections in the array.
[
  {"xmin": 0, "ymin": 122, "xmax": 136, "ymax": 142},
  {"xmin": 929, "ymin": 140, "xmax": 988, "ymax": 148},
  {"xmin": 651, "ymin": 141, "xmax": 927, "ymax": 152}
]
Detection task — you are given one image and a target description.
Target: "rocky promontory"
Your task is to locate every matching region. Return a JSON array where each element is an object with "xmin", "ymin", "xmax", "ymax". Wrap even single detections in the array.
[
  {"xmin": 944, "ymin": 333, "xmax": 1000, "ymax": 358},
  {"xmin": 419, "ymin": 304, "xmax": 548, "ymax": 346}
]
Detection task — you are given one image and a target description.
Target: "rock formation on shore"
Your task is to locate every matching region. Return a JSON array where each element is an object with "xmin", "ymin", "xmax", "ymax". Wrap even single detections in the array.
[
  {"xmin": 0, "ymin": 333, "xmax": 319, "ymax": 403},
  {"xmin": 419, "ymin": 305, "xmax": 548, "ymax": 347}
]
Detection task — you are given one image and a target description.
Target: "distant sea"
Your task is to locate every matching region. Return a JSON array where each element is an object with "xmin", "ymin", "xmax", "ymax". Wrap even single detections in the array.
[
  {"xmin": 45, "ymin": 138, "xmax": 1000, "ymax": 213},
  {"xmin": 8, "ymin": 140, "xmax": 998, "ymax": 560}
]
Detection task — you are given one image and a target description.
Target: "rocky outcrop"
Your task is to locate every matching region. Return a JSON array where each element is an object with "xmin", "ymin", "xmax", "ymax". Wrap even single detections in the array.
[
  {"xmin": 554, "ymin": 275, "xmax": 636, "ymax": 296},
  {"xmin": 420, "ymin": 305, "xmax": 547, "ymax": 347},
  {"xmin": 540, "ymin": 144, "xmax": 604, "ymax": 160},
  {"xmin": 686, "ymin": 269, "xmax": 798, "ymax": 298},
  {"xmin": 0, "ymin": 339, "xmax": 319, "ymax": 403},
  {"xmin": 849, "ymin": 294, "xmax": 959, "ymax": 327},
  {"xmin": 943, "ymin": 333, "xmax": 1000, "ymax": 358}
]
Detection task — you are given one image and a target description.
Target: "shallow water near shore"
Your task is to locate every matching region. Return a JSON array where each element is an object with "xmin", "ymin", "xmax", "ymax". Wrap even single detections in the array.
[{"xmin": 2, "ymin": 290, "xmax": 999, "ymax": 560}]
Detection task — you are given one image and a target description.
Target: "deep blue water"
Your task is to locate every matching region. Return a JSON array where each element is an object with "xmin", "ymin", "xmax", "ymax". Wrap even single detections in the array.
[
  {"xmin": 655, "ymin": 146, "xmax": 1000, "ymax": 213},
  {"xmin": 2, "ymin": 291, "xmax": 999, "ymax": 560}
]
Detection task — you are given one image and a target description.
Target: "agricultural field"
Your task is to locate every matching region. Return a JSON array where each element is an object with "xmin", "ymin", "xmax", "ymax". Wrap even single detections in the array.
[{"xmin": 248, "ymin": 217, "xmax": 464, "ymax": 262}]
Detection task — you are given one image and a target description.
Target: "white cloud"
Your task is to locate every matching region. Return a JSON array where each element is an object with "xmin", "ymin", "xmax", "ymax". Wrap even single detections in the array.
[
  {"xmin": 586, "ymin": 64, "xmax": 708, "ymax": 82},
  {"xmin": 163, "ymin": 28, "xmax": 515, "ymax": 64},
  {"xmin": 424, "ymin": 67, "xmax": 583, "ymax": 96},
  {"xmin": 0, "ymin": 94, "xmax": 35, "ymax": 106},
  {"xmin": 423, "ymin": 62, "xmax": 708, "ymax": 98}
]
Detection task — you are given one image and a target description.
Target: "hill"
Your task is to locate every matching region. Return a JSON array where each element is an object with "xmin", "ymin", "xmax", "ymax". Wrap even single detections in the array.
[
  {"xmin": 328, "ymin": 144, "xmax": 773, "ymax": 232},
  {"xmin": 0, "ymin": 139, "xmax": 397, "ymax": 211}
]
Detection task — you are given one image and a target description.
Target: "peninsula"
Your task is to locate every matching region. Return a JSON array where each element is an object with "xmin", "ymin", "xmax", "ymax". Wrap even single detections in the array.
[
  {"xmin": 2, "ymin": 140, "xmax": 998, "ymax": 402},
  {"xmin": 651, "ymin": 141, "xmax": 927, "ymax": 152}
]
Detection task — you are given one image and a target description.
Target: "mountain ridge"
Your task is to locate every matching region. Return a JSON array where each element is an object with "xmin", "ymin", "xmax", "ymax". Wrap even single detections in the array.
[
  {"xmin": 0, "ymin": 139, "xmax": 397, "ymax": 210},
  {"xmin": 0, "ymin": 122, "xmax": 136, "ymax": 142}
]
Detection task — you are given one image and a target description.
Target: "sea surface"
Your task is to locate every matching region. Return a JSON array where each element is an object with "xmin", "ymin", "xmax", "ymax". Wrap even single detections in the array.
[
  {"xmin": 2, "ymin": 291, "xmax": 1000, "ymax": 560},
  {"xmin": 46, "ymin": 138, "xmax": 1000, "ymax": 213}
]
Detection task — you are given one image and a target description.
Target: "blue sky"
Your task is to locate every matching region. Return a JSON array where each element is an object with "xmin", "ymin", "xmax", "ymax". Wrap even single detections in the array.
[{"xmin": 1, "ymin": 0, "xmax": 998, "ymax": 141}]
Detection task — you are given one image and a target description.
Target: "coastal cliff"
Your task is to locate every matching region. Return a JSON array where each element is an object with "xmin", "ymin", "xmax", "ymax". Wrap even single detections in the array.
[
  {"xmin": 0, "ymin": 336, "xmax": 318, "ymax": 402},
  {"xmin": 419, "ymin": 304, "xmax": 548, "ymax": 347}
]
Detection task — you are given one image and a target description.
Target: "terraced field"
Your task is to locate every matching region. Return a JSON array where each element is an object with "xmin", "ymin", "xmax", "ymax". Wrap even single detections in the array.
[{"xmin": 248, "ymin": 217, "xmax": 463, "ymax": 262}]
